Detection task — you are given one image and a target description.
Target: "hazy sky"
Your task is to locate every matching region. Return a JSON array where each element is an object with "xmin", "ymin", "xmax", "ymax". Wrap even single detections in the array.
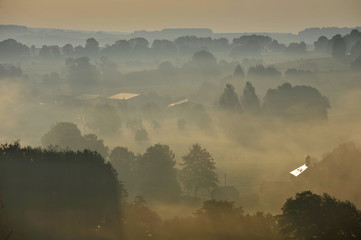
[{"xmin": 0, "ymin": 0, "xmax": 360, "ymax": 33}]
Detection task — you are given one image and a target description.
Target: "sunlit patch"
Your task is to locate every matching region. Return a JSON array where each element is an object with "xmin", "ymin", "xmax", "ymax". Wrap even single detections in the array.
[
  {"xmin": 107, "ymin": 93, "xmax": 140, "ymax": 100},
  {"xmin": 168, "ymin": 98, "xmax": 188, "ymax": 107},
  {"xmin": 290, "ymin": 164, "xmax": 308, "ymax": 177}
]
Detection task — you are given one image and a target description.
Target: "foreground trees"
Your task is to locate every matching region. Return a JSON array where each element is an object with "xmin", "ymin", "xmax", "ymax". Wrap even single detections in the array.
[
  {"xmin": 278, "ymin": 191, "xmax": 361, "ymax": 240},
  {"xmin": 0, "ymin": 142, "xmax": 122, "ymax": 239}
]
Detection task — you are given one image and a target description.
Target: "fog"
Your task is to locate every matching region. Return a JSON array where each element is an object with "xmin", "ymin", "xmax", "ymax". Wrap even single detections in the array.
[{"xmin": 0, "ymin": 26, "xmax": 361, "ymax": 239}]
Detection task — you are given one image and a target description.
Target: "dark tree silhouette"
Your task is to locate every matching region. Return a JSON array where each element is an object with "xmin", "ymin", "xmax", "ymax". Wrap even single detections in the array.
[
  {"xmin": 134, "ymin": 144, "xmax": 181, "ymax": 202},
  {"xmin": 263, "ymin": 83, "xmax": 330, "ymax": 120},
  {"xmin": 41, "ymin": 122, "xmax": 109, "ymax": 158},
  {"xmin": 41, "ymin": 122, "xmax": 84, "ymax": 150},
  {"xmin": 332, "ymin": 36, "xmax": 346, "ymax": 58},
  {"xmin": 180, "ymin": 144, "xmax": 218, "ymax": 198},
  {"xmin": 219, "ymin": 84, "xmax": 241, "ymax": 111},
  {"xmin": 0, "ymin": 39, "xmax": 29, "ymax": 59},
  {"xmin": 84, "ymin": 38, "xmax": 99, "ymax": 55},
  {"xmin": 192, "ymin": 50, "xmax": 217, "ymax": 65},
  {"xmin": 110, "ymin": 147, "xmax": 136, "ymax": 190},
  {"xmin": 39, "ymin": 45, "xmax": 51, "ymax": 58},
  {"xmin": 278, "ymin": 191, "xmax": 361, "ymax": 240},
  {"xmin": 241, "ymin": 81, "xmax": 260, "ymax": 114},
  {"xmin": 62, "ymin": 43, "xmax": 74, "ymax": 56},
  {"xmin": 314, "ymin": 36, "xmax": 329, "ymax": 52},
  {"xmin": 0, "ymin": 142, "xmax": 122, "ymax": 239}
]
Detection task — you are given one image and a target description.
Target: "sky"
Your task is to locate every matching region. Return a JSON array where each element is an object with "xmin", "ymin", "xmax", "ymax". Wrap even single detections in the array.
[{"xmin": 0, "ymin": 0, "xmax": 360, "ymax": 33}]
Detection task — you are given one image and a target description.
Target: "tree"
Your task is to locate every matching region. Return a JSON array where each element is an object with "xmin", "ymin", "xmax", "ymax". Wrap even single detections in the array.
[
  {"xmin": 332, "ymin": 36, "xmax": 346, "ymax": 58},
  {"xmin": 62, "ymin": 43, "xmax": 74, "ymax": 56},
  {"xmin": 0, "ymin": 142, "xmax": 122, "ymax": 239},
  {"xmin": 41, "ymin": 122, "xmax": 84, "ymax": 150},
  {"xmin": 180, "ymin": 144, "xmax": 218, "ymax": 198},
  {"xmin": 278, "ymin": 191, "xmax": 361, "ymax": 240},
  {"xmin": 233, "ymin": 64, "xmax": 245, "ymax": 78},
  {"xmin": 219, "ymin": 84, "xmax": 241, "ymax": 111},
  {"xmin": 0, "ymin": 39, "xmax": 29, "ymax": 59},
  {"xmin": 263, "ymin": 83, "xmax": 330, "ymax": 120},
  {"xmin": 135, "ymin": 144, "xmax": 181, "ymax": 201},
  {"xmin": 39, "ymin": 45, "xmax": 51, "ymax": 58},
  {"xmin": 241, "ymin": 81, "xmax": 260, "ymax": 114},
  {"xmin": 110, "ymin": 147, "xmax": 136, "ymax": 190},
  {"xmin": 41, "ymin": 122, "xmax": 109, "ymax": 158},
  {"xmin": 314, "ymin": 36, "xmax": 329, "ymax": 52},
  {"xmin": 84, "ymin": 38, "xmax": 99, "ymax": 55}
]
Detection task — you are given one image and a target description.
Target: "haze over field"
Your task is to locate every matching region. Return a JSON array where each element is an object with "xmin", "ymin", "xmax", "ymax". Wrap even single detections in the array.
[{"xmin": 1, "ymin": 1, "xmax": 361, "ymax": 239}]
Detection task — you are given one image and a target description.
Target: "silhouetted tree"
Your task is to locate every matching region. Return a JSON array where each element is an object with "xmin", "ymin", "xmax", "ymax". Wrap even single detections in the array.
[
  {"xmin": 41, "ymin": 122, "xmax": 109, "ymax": 158},
  {"xmin": 192, "ymin": 50, "xmax": 217, "ymax": 65},
  {"xmin": 62, "ymin": 43, "xmax": 74, "ymax": 56},
  {"xmin": 110, "ymin": 147, "xmax": 136, "ymax": 190},
  {"xmin": 233, "ymin": 64, "xmax": 245, "ymax": 78},
  {"xmin": 241, "ymin": 81, "xmax": 260, "ymax": 114},
  {"xmin": 135, "ymin": 144, "xmax": 181, "ymax": 201},
  {"xmin": 49, "ymin": 45, "xmax": 61, "ymax": 58},
  {"xmin": 278, "ymin": 191, "xmax": 361, "ymax": 240},
  {"xmin": 314, "ymin": 36, "xmax": 329, "ymax": 52},
  {"xmin": 83, "ymin": 133, "xmax": 109, "ymax": 158},
  {"xmin": 263, "ymin": 83, "xmax": 330, "ymax": 120},
  {"xmin": 41, "ymin": 122, "xmax": 84, "ymax": 150},
  {"xmin": 332, "ymin": 36, "xmax": 346, "ymax": 58},
  {"xmin": 0, "ymin": 39, "xmax": 29, "ymax": 59},
  {"xmin": 219, "ymin": 84, "xmax": 241, "ymax": 111},
  {"xmin": 180, "ymin": 144, "xmax": 218, "ymax": 198},
  {"xmin": 84, "ymin": 38, "xmax": 99, "ymax": 55},
  {"xmin": 286, "ymin": 42, "xmax": 307, "ymax": 54},
  {"xmin": 0, "ymin": 142, "xmax": 122, "ymax": 239},
  {"xmin": 129, "ymin": 38, "xmax": 149, "ymax": 50},
  {"xmin": 39, "ymin": 45, "xmax": 51, "ymax": 58}
]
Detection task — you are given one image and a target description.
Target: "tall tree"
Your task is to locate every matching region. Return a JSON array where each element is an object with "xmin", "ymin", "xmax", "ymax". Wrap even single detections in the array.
[
  {"xmin": 180, "ymin": 144, "xmax": 218, "ymax": 198},
  {"xmin": 219, "ymin": 84, "xmax": 242, "ymax": 111},
  {"xmin": 241, "ymin": 81, "xmax": 260, "ymax": 114},
  {"xmin": 135, "ymin": 144, "xmax": 181, "ymax": 201}
]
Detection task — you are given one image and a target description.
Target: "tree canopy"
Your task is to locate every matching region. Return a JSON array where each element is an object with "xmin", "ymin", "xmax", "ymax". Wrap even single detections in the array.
[
  {"xmin": 180, "ymin": 144, "xmax": 218, "ymax": 198},
  {"xmin": 278, "ymin": 191, "xmax": 361, "ymax": 240}
]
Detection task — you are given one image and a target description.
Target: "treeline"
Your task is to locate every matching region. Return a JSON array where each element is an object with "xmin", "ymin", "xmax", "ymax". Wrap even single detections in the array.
[
  {"xmin": 219, "ymin": 81, "xmax": 330, "ymax": 121},
  {"xmin": 41, "ymin": 123, "xmax": 218, "ymax": 202},
  {"xmin": 1, "ymin": 29, "xmax": 361, "ymax": 60}
]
